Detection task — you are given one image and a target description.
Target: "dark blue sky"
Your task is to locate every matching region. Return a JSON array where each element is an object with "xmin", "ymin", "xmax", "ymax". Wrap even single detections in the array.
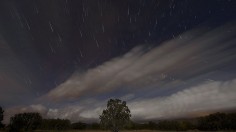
[{"xmin": 0, "ymin": 0, "xmax": 236, "ymax": 123}]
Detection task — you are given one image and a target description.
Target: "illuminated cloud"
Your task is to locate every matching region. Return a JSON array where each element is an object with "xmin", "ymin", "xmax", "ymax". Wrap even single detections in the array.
[
  {"xmin": 1, "ymin": 0, "xmax": 236, "ymax": 125},
  {"xmin": 3, "ymin": 24, "xmax": 236, "ymax": 124},
  {"xmin": 6, "ymin": 78, "xmax": 235, "ymax": 124},
  {"xmin": 9, "ymin": 23, "xmax": 232, "ymax": 123},
  {"xmin": 4, "ymin": 101, "xmax": 105, "ymax": 124},
  {"xmin": 4, "ymin": 104, "xmax": 47, "ymax": 124},
  {"xmin": 44, "ymin": 23, "xmax": 236, "ymax": 102},
  {"xmin": 43, "ymin": 78, "xmax": 236, "ymax": 122},
  {"xmin": 129, "ymin": 79, "xmax": 236, "ymax": 121}
]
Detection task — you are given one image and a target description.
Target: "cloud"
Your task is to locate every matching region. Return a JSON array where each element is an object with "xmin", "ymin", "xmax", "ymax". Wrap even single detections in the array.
[
  {"xmin": 43, "ymin": 23, "xmax": 236, "ymax": 101},
  {"xmin": 68, "ymin": 79, "xmax": 236, "ymax": 122},
  {"xmin": 3, "ymin": 101, "xmax": 105, "ymax": 124},
  {"xmin": 9, "ymin": 23, "xmax": 233, "ymax": 123},
  {"xmin": 4, "ymin": 104, "xmax": 48, "ymax": 124},
  {"xmin": 128, "ymin": 79, "xmax": 236, "ymax": 121},
  {"xmin": 44, "ymin": 78, "xmax": 236, "ymax": 122},
  {"xmin": 6, "ymin": 78, "xmax": 236, "ymax": 124}
]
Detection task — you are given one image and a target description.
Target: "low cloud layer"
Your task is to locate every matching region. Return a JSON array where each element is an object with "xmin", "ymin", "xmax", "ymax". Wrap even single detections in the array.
[
  {"xmin": 4, "ymin": 101, "xmax": 104, "ymax": 124},
  {"xmin": 129, "ymin": 79, "xmax": 236, "ymax": 121},
  {"xmin": 5, "ymin": 79, "xmax": 236, "ymax": 123},
  {"xmin": 4, "ymin": 104, "xmax": 48, "ymax": 124}
]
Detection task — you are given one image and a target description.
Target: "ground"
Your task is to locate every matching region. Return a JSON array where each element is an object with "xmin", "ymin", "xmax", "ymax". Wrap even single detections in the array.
[
  {"xmin": 1, "ymin": 130, "xmax": 235, "ymax": 132},
  {"xmin": 32, "ymin": 130, "xmax": 236, "ymax": 132}
]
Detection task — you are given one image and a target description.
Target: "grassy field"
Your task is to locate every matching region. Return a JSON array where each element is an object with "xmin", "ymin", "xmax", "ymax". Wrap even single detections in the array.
[
  {"xmin": 34, "ymin": 130, "xmax": 199, "ymax": 132},
  {"xmin": 1, "ymin": 130, "xmax": 236, "ymax": 132},
  {"xmin": 32, "ymin": 130, "xmax": 236, "ymax": 132},
  {"xmin": 32, "ymin": 130, "xmax": 235, "ymax": 132}
]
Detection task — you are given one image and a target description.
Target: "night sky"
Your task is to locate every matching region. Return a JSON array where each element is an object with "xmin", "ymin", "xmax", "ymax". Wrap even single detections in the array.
[{"xmin": 0, "ymin": 0, "xmax": 236, "ymax": 123}]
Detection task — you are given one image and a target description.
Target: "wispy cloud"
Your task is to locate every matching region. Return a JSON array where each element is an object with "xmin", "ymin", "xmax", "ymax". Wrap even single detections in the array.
[
  {"xmin": 47, "ymin": 79, "xmax": 236, "ymax": 122},
  {"xmin": 43, "ymin": 23, "xmax": 236, "ymax": 102},
  {"xmin": 129, "ymin": 79, "xmax": 236, "ymax": 121},
  {"xmin": 4, "ymin": 23, "xmax": 235, "ymax": 124},
  {"xmin": 6, "ymin": 78, "xmax": 236, "ymax": 124}
]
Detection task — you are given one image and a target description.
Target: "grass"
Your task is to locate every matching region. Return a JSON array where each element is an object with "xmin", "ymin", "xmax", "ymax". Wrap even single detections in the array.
[
  {"xmin": 34, "ymin": 130, "xmax": 190, "ymax": 132},
  {"xmin": 33, "ymin": 130, "xmax": 236, "ymax": 132},
  {"xmin": 0, "ymin": 130, "xmax": 234, "ymax": 132},
  {"xmin": 1, "ymin": 130, "xmax": 236, "ymax": 132}
]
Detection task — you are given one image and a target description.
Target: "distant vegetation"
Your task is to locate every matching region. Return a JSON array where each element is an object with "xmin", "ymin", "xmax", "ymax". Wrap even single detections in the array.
[
  {"xmin": 0, "ymin": 107, "xmax": 4, "ymax": 129},
  {"xmin": 0, "ymin": 104, "xmax": 236, "ymax": 131},
  {"xmin": 197, "ymin": 112, "xmax": 236, "ymax": 130},
  {"xmin": 124, "ymin": 112, "xmax": 236, "ymax": 131},
  {"xmin": 39, "ymin": 119, "xmax": 71, "ymax": 130},
  {"xmin": 8, "ymin": 112, "xmax": 42, "ymax": 132}
]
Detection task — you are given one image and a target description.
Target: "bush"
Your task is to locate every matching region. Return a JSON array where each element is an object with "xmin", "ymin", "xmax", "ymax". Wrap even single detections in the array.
[{"xmin": 9, "ymin": 112, "xmax": 42, "ymax": 132}]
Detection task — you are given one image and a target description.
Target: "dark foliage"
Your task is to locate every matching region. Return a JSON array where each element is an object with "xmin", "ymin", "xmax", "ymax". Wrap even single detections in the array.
[
  {"xmin": 100, "ymin": 99, "xmax": 131, "ymax": 132},
  {"xmin": 3, "ymin": 111, "xmax": 236, "ymax": 131},
  {"xmin": 71, "ymin": 122, "xmax": 87, "ymax": 130},
  {"xmin": 125, "ymin": 112, "xmax": 236, "ymax": 131},
  {"xmin": 9, "ymin": 112, "xmax": 42, "ymax": 132},
  {"xmin": 197, "ymin": 112, "xmax": 236, "ymax": 130},
  {"xmin": 71, "ymin": 122, "xmax": 101, "ymax": 130},
  {"xmin": 0, "ymin": 106, "xmax": 4, "ymax": 128},
  {"xmin": 87, "ymin": 122, "xmax": 101, "ymax": 129},
  {"xmin": 125, "ymin": 121, "xmax": 157, "ymax": 130},
  {"xmin": 157, "ymin": 120, "xmax": 195, "ymax": 131},
  {"xmin": 39, "ymin": 118, "xmax": 71, "ymax": 130}
]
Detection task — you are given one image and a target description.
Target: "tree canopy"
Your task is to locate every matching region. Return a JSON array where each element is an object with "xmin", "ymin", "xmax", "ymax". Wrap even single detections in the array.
[
  {"xmin": 9, "ymin": 112, "xmax": 42, "ymax": 132},
  {"xmin": 100, "ymin": 99, "xmax": 131, "ymax": 132},
  {"xmin": 0, "ymin": 106, "xmax": 4, "ymax": 128}
]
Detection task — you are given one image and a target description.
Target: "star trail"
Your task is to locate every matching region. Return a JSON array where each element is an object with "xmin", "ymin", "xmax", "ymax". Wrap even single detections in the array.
[{"xmin": 0, "ymin": 0, "xmax": 236, "ymax": 123}]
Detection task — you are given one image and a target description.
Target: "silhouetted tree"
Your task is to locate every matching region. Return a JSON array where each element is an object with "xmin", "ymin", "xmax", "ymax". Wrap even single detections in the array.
[
  {"xmin": 100, "ymin": 99, "xmax": 131, "ymax": 132},
  {"xmin": 9, "ymin": 112, "xmax": 42, "ymax": 132},
  {"xmin": 227, "ymin": 113, "xmax": 236, "ymax": 129},
  {"xmin": 0, "ymin": 106, "xmax": 4, "ymax": 128}
]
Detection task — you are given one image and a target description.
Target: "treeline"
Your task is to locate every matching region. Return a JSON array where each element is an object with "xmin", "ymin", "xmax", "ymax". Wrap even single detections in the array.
[
  {"xmin": 39, "ymin": 120, "xmax": 100, "ymax": 130},
  {"xmin": 5, "ymin": 113, "xmax": 101, "ymax": 131},
  {"xmin": 125, "ymin": 120, "xmax": 196, "ymax": 131},
  {"xmin": 198, "ymin": 112, "xmax": 236, "ymax": 130},
  {"xmin": 125, "ymin": 112, "xmax": 236, "ymax": 131},
  {"xmin": 1, "ymin": 108, "xmax": 236, "ymax": 131}
]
